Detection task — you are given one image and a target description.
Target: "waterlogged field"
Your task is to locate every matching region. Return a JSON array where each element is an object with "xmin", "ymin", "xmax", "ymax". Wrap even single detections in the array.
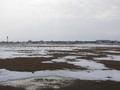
[{"xmin": 0, "ymin": 43, "xmax": 120, "ymax": 90}]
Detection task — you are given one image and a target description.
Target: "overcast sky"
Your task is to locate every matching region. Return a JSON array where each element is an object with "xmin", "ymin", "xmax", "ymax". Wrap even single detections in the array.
[{"xmin": 0, "ymin": 0, "xmax": 120, "ymax": 41}]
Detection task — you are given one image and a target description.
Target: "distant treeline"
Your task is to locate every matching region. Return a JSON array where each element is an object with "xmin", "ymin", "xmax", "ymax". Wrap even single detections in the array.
[{"xmin": 0, "ymin": 40, "xmax": 120, "ymax": 44}]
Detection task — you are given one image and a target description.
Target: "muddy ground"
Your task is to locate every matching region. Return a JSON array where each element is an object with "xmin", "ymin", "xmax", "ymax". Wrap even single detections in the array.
[
  {"xmin": 0, "ymin": 45, "xmax": 120, "ymax": 90},
  {"xmin": 0, "ymin": 80, "xmax": 120, "ymax": 90}
]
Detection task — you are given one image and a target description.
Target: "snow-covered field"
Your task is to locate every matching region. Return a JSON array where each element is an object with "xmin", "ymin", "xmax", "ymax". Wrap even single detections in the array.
[
  {"xmin": 0, "ymin": 43, "xmax": 119, "ymax": 59},
  {"xmin": 0, "ymin": 43, "xmax": 120, "ymax": 89}
]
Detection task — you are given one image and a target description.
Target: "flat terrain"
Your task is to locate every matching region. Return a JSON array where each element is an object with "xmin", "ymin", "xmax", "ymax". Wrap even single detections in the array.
[
  {"xmin": 0, "ymin": 80, "xmax": 120, "ymax": 90},
  {"xmin": 0, "ymin": 44, "xmax": 120, "ymax": 90}
]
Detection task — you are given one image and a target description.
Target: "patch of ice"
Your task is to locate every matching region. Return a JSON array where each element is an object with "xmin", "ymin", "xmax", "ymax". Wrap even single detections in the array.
[
  {"xmin": 0, "ymin": 69, "xmax": 33, "ymax": 82},
  {"xmin": 51, "ymin": 56, "xmax": 107, "ymax": 70},
  {"xmin": 75, "ymin": 52, "xmax": 98, "ymax": 56},
  {"xmin": 0, "ymin": 50, "xmax": 52, "ymax": 59},
  {"xmin": 52, "ymin": 58, "xmax": 67, "ymax": 63},
  {"xmin": 64, "ymin": 56, "xmax": 78, "ymax": 59},
  {"xmin": 0, "ymin": 44, "xmax": 120, "ymax": 59},
  {"xmin": 51, "ymin": 56, "xmax": 79, "ymax": 63},
  {"xmin": 34, "ymin": 70, "xmax": 120, "ymax": 82},
  {"xmin": 0, "ymin": 69, "xmax": 120, "ymax": 82},
  {"xmin": 67, "ymin": 59, "xmax": 108, "ymax": 70},
  {"xmin": 0, "ymin": 51, "xmax": 21, "ymax": 59},
  {"xmin": 85, "ymin": 53, "xmax": 98, "ymax": 55},
  {"xmin": 103, "ymin": 50, "xmax": 120, "ymax": 54},
  {"xmin": 42, "ymin": 61, "xmax": 53, "ymax": 63}
]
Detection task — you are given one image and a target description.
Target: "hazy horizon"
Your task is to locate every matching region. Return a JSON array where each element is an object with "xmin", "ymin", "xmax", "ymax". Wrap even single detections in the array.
[{"xmin": 0, "ymin": 0, "xmax": 120, "ymax": 41}]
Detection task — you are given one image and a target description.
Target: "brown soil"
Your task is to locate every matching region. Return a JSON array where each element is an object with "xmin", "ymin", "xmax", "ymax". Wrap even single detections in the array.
[
  {"xmin": 77, "ymin": 55, "xmax": 107, "ymax": 60},
  {"xmin": 58, "ymin": 80, "xmax": 120, "ymax": 90},
  {"xmin": 0, "ymin": 46, "xmax": 120, "ymax": 90},
  {"xmin": 0, "ymin": 58, "xmax": 85, "ymax": 72},
  {"xmin": 0, "ymin": 80, "xmax": 120, "ymax": 90},
  {"xmin": 0, "ymin": 85, "xmax": 25, "ymax": 90},
  {"xmin": 99, "ymin": 60, "xmax": 120, "ymax": 70}
]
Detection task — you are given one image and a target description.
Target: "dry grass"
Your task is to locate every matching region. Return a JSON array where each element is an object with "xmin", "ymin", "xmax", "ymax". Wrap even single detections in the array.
[
  {"xmin": 0, "ymin": 46, "xmax": 120, "ymax": 71},
  {"xmin": 77, "ymin": 54, "xmax": 107, "ymax": 60},
  {"xmin": 99, "ymin": 60, "xmax": 120, "ymax": 70},
  {"xmin": 0, "ymin": 57, "xmax": 85, "ymax": 72},
  {"xmin": 59, "ymin": 80, "xmax": 120, "ymax": 90},
  {"xmin": 0, "ymin": 46, "xmax": 120, "ymax": 90},
  {"xmin": 0, "ymin": 80, "xmax": 120, "ymax": 90},
  {"xmin": 42, "ymin": 80, "xmax": 120, "ymax": 90},
  {"xmin": 0, "ymin": 85, "xmax": 25, "ymax": 90}
]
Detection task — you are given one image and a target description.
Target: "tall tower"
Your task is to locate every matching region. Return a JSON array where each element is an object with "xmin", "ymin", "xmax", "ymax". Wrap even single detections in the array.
[{"xmin": 7, "ymin": 36, "xmax": 8, "ymax": 43}]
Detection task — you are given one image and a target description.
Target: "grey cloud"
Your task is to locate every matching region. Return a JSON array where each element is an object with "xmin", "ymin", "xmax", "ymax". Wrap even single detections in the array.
[{"xmin": 0, "ymin": 0, "xmax": 120, "ymax": 41}]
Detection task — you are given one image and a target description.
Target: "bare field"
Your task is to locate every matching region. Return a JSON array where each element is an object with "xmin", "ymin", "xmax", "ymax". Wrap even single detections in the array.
[
  {"xmin": 0, "ymin": 58, "xmax": 85, "ymax": 72},
  {"xmin": 0, "ymin": 44, "xmax": 120, "ymax": 90},
  {"xmin": 0, "ymin": 79, "xmax": 120, "ymax": 90}
]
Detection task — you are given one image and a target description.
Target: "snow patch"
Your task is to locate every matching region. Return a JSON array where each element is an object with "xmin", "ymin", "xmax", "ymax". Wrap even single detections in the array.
[
  {"xmin": 67, "ymin": 59, "xmax": 108, "ymax": 70},
  {"xmin": 0, "ymin": 69, "xmax": 120, "ymax": 82},
  {"xmin": 42, "ymin": 61, "xmax": 53, "ymax": 63},
  {"xmin": 103, "ymin": 50, "xmax": 120, "ymax": 54}
]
